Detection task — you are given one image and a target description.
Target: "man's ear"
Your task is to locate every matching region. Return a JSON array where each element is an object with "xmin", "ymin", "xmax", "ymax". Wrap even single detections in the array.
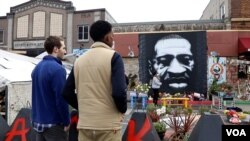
[
  {"xmin": 103, "ymin": 34, "xmax": 110, "ymax": 43},
  {"xmin": 53, "ymin": 47, "xmax": 59, "ymax": 53}
]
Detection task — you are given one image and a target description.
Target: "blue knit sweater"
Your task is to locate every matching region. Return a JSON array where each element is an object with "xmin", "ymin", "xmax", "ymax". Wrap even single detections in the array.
[{"xmin": 31, "ymin": 55, "xmax": 70, "ymax": 126}]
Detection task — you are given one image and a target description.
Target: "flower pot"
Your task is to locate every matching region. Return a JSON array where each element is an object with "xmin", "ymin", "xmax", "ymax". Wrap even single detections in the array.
[{"xmin": 157, "ymin": 131, "xmax": 165, "ymax": 140}]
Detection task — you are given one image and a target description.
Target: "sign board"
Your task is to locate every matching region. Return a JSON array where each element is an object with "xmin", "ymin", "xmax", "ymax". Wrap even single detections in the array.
[
  {"xmin": 72, "ymin": 49, "xmax": 89, "ymax": 57},
  {"xmin": 208, "ymin": 56, "xmax": 226, "ymax": 85},
  {"xmin": 14, "ymin": 40, "xmax": 44, "ymax": 49}
]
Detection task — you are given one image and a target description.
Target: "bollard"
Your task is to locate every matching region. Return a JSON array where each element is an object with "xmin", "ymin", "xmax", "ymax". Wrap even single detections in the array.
[
  {"xmin": 142, "ymin": 96, "xmax": 147, "ymax": 110},
  {"xmin": 130, "ymin": 92, "xmax": 137, "ymax": 109},
  {"xmin": 130, "ymin": 95, "xmax": 134, "ymax": 108}
]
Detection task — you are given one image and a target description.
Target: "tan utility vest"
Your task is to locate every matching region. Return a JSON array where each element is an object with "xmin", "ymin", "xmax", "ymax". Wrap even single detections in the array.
[{"xmin": 74, "ymin": 42, "xmax": 123, "ymax": 130}]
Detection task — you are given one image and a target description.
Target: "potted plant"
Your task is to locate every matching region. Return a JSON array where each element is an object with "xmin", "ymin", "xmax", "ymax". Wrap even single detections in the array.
[
  {"xmin": 165, "ymin": 107, "xmax": 197, "ymax": 141},
  {"xmin": 153, "ymin": 121, "xmax": 167, "ymax": 140},
  {"xmin": 127, "ymin": 74, "xmax": 138, "ymax": 103},
  {"xmin": 127, "ymin": 73, "xmax": 138, "ymax": 91},
  {"xmin": 208, "ymin": 78, "xmax": 220, "ymax": 100},
  {"xmin": 146, "ymin": 103, "xmax": 157, "ymax": 113}
]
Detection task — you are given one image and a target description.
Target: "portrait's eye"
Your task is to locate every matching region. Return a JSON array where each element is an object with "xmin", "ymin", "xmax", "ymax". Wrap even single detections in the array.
[
  {"xmin": 156, "ymin": 55, "xmax": 174, "ymax": 66},
  {"xmin": 177, "ymin": 55, "xmax": 193, "ymax": 65}
]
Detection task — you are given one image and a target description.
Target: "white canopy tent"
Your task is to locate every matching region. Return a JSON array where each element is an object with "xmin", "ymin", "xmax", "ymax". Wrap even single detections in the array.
[
  {"xmin": 0, "ymin": 49, "xmax": 41, "ymax": 124},
  {"xmin": 0, "ymin": 49, "xmax": 74, "ymax": 124},
  {"xmin": 0, "ymin": 50, "xmax": 39, "ymax": 91}
]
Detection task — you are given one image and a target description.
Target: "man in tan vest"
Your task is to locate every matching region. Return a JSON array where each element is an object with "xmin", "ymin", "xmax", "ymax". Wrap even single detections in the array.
[{"xmin": 62, "ymin": 20, "xmax": 127, "ymax": 141}]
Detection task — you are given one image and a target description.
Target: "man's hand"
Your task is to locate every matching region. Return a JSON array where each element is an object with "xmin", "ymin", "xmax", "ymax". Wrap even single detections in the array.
[
  {"xmin": 64, "ymin": 125, "xmax": 70, "ymax": 131},
  {"xmin": 120, "ymin": 114, "xmax": 125, "ymax": 122}
]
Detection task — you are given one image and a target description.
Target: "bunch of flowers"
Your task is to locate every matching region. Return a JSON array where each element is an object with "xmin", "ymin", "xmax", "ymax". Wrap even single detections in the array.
[
  {"xmin": 224, "ymin": 109, "xmax": 238, "ymax": 117},
  {"xmin": 134, "ymin": 82, "xmax": 150, "ymax": 94},
  {"xmin": 224, "ymin": 109, "xmax": 241, "ymax": 124},
  {"xmin": 148, "ymin": 111, "xmax": 160, "ymax": 122},
  {"xmin": 156, "ymin": 106, "xmax": 166, "ymax": 116},
  {"xmin": 172, "ymin": 93, "xmax": 184, "ymax": 98}
]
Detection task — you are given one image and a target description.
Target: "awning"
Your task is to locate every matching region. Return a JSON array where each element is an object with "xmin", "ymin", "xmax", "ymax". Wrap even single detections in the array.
[{"xmin": 238, "ymin": 38, "xmax": 250, "ymax": 54}]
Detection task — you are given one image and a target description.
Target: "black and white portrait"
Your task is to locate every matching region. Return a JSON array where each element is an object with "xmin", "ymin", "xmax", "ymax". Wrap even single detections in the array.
[{"xmin": 139, "ymin": 31, "xmax": 207, "ymax": 95}]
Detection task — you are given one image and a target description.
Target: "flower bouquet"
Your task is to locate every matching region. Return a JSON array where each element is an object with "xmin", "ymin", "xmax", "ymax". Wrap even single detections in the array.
[
  {"xmin": 134, "ymin": 82, "xmax": 150, "ymax": 94},
  {"xmin": 224, "ymin": 110, "xmax": 241, "ymax": 124}
]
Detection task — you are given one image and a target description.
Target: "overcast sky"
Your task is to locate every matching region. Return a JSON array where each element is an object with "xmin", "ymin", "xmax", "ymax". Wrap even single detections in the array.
[{"xmin": 0, "ymin": 0, "xmax": 210, "ymax": 23}]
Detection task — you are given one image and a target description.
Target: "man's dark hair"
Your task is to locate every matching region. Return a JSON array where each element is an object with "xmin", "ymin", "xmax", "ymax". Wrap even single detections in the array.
[
  {"xmin": 90, "ymin": 20, "xmax": 112, "ymax": 42},
  {"xmin": 44, "ymin": 36, "xmax": 64, "ymax": 54}
]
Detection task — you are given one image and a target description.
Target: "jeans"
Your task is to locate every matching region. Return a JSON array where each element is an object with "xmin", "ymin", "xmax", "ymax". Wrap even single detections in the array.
[{"xmin": 35, "ymin": 125, "xmax": 68, "ymax": 141}]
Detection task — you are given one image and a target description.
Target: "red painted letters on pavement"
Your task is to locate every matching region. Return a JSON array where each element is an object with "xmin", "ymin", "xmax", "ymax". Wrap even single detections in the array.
[
  {"xmin": 127, "ymin": 116, "xmax": 151, "ymax": 141},
  {"xmin": 5, "ymin": 118, "xmax": 29, "ymax": 141}
]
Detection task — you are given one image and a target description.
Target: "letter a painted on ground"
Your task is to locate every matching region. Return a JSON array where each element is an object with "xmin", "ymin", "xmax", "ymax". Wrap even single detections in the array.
[
  {"xmin": 5, "ymin": 118, "xmax": 29, "ymax": 141},
  {"xmin": 4, "ymin": 108, "xmax": 36, "ymax": 141},
  {"xmin": 122, "ymin": 112, "xmax": 161, "ymax": 141}
]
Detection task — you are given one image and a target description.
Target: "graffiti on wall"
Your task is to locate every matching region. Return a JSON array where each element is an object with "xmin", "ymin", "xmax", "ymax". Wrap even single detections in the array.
[
  {"xmin": 139, "ymin": 31, "xmax": 207, "ymax": 95},
  {"xmin": 208, "ymin": 56, "xmax": 227, "ymax": 85},
  {"xmin": 7, "ymin": 82, "xmax": 32, "ymax": 125}
]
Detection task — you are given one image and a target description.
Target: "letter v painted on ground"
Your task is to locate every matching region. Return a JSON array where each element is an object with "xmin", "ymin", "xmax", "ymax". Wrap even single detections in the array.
[{"xmin": 127, "ymin": 115, "xmax": 151, "ymax": 141}]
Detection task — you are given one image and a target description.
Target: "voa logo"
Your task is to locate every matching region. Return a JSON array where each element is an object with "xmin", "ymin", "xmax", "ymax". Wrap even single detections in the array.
[{"xmin": 226, "ymin": 129, "xmax": 246, "ymax": 136}]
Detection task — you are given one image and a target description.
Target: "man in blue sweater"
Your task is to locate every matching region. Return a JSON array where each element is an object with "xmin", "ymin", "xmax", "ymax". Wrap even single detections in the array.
[{"xmin": 31, "ymin": 36, "xmax": 70, "ymax": 141}]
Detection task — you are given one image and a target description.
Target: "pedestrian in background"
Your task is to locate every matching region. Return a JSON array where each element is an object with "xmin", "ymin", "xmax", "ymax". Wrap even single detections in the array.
[
  {"xmin": 62, "ymin": 20, "xmax": 127, "ymax": 141},
  {"xmin": 31, "ymin": 36, "xmax": 70, "ymax": 141},
  {"xmin": 151, "ymin": 72, "xmax": 162, "ymax": 105}
]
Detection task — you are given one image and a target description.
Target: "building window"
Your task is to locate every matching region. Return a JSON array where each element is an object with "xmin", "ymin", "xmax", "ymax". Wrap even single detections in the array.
[
  {"xmin": 94, "ymin": 11, "xmax": 101, "ymax": 21},
  {"xmin": 78, "ymin": 25, "xmax": 89, "ymax": 41},
  {"xmin": 33, "ymin": 11, "xmax": 45, "ymax": 37},
  {"xmin": 210, "ymin": 15, "xmax": 214, "ymax": 20},
  {"xmin": 220, "ymin": 3, "xmax": 225, "ymax": 19},
  {"xmin": 0, "ymin": 30, "xmax": 3, "ymax": 44},
  {"xmin": 17, "ymin": 15, "xmax": 29, "ymax": 38},
  {"xmin": 50, "ymin": 13, "xmax": 62, "ymax": 36}
]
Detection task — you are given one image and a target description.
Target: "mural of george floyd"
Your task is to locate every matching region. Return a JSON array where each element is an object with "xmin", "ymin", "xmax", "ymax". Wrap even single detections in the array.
[{"xmin": 139, "ymin": 31, "xmax": 207, "ymax": 96}]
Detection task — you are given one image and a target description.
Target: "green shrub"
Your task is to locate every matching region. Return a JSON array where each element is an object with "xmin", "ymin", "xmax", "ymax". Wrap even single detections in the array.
[{"xmin": 153, "ymin": 121, "xmax": 166, "ymax": 133}]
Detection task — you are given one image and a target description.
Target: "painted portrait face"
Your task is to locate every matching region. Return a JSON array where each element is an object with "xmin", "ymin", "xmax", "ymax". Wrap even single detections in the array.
[{"xmin": 153, "ymin": 35, "xmax": 194, "ymax": 92}]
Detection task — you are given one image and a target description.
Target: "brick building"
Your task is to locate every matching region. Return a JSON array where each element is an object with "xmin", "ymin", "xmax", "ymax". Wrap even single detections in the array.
[
  {"xmin": 201, "ymin": 0, "xmax": 250, "ymax": 30},
  {"xmin": 1, "ymin": 0, "xmax": 250, "ymax": 87},
  {"xmin": 0, "ymin": 0, "xmax": 116, "ymax": 56}
]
